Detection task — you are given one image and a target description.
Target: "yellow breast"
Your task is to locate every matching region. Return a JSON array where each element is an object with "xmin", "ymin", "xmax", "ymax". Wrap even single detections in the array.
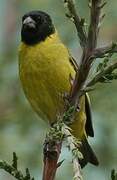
[{"xmin": 19, "ymin": 32, "xmax": 75, "ymax": 122}]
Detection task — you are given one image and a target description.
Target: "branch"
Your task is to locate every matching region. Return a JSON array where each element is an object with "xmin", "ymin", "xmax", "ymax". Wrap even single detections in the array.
[
  {"xmin": 42, "ymin": 139, "xmax": 62, "ymax": 179},
  {"xmin": 64, "ymin": 0, "xmax": 87, "ymax": 48},
  {"xmin": 94, "ymin": 43, "xmax": 117, "ymax": 58},
  {"xmin": 42, "ymin": 121, "xmax": 63, "ymax": 180},
  {"xmin": 68, "ymin": 0, "xmax": 104, "ymax": 105},
  {"xmin": 111, "ymin": 169, "xmax": 117, "ymax": 180},
  {"xmin": 87, "ymin": 0, "xmax": 103, "ymax": 50},
  {"xmin": 0, "ymin": 153, "xmax": 34, "ymax": 180},
  {"xmin": 85, "ymin": 61, "xmax": 117, "ymax": 89},
  {"xmin": 43, "ymin": 141, "xmax": 62, "ymax": 180}
]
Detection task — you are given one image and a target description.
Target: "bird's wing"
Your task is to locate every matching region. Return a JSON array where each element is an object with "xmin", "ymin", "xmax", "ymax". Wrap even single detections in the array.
[
  {"xmin": 85, "ymin": 93, "xmax": 94, "ymax": 137},
  {"xmin": 69, "ymin": 56, "xmax": 79, "ymax": 72},
  {"xmin": 69, "ymin": 55, "xmax": 94, "ymax": 137}
]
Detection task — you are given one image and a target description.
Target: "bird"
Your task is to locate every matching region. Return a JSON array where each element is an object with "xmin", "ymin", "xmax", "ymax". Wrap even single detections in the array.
[{"xmin": 18, "ymin": 10, "xmax": 99, "ymax": 168}]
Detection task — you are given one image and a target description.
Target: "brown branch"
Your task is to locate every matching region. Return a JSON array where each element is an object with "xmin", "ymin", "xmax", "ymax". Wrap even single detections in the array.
[
  {"xmin": 64, "ymin": 0, "xmax": 87, "ymax": 48},
  {"xmin": 69, "ymin": 0, "xmax": 103, "ymax": 105},
  {"xmin": 87, "ymin": 0, "xmax": 103, "ymax": 50},
  {"xmin": 42, "ymin": 122, "xmax": 64, "ymax": 180},
  {"xmin": 94, "ymin": 43, "xmax": 117, "ymax": 58},
  {"xmin": 42, "ymin": 141, "xmax": 62, "ymax": 180}
]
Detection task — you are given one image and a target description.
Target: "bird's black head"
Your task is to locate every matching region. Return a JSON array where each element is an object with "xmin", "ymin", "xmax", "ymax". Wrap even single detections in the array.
[{"xmin": 21, "ymin": 11, "xmax": 55, "ymax": 45}]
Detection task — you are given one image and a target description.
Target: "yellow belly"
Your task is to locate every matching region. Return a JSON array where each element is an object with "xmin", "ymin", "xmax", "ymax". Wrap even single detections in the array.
[{"xmin": 19, "ymin": 34, "xmax": 86, "ymax": 138}]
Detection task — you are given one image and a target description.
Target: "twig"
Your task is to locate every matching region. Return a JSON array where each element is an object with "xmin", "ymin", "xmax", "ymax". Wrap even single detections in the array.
[
  {"xmin": 0, "ymin": 153, "xmax": 34, "ymax": 180},
  {"xmin": 111, "ymin": 169, "xmax": 117, "ymax": 180},
  {"xmin": 12, "ymin": 152, "xmax": 18, "ymax": 169},
  {"xmin": 73, "ymin": 158, "xmax": 82, "ymax": 180},
  {"xmin": 64, "ymin": 0, "xmax": 87, "ymax": 48},
  {"xmin": 62, "ymin": 125, "xmax": 83, "ymax": 180},
  {"xmin": 85, "ymin": 61, "xmax": 117, "ymax": 88},
  {"xmin": 0, "ymin": 160, "xmax": 24, "ymax": 180},
  {"xmin": 87, "ymin": 0, "xmax": 103, "ymax": 50},
  {"xmin": 94, "ymin": 43, "xmax": 117, "ymax": 58},
  {"xmin": 69, "ymin": 0, "xmax": 103, "ymax": 105}
]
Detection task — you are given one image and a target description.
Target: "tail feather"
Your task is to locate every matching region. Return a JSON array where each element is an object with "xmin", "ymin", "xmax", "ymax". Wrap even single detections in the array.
[{"xmin": 78, "ymin": 138, "xmax": 99, "ymax": 168}]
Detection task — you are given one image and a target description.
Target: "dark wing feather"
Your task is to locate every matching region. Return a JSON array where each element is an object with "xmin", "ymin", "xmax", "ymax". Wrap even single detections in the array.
[
  {"xmin": 85, "ymin": 93, "xmax": 94, "ymax": 137},
  {"xmin": 69, "ymin": 56, "xmax": 79, "ymax": 72},
  {"xmin": 69, "ymin": 56, "xmax": 94, "ymax": 137}
]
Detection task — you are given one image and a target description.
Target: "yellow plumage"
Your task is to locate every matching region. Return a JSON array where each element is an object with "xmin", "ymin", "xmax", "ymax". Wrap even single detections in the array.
[{"xmin": 19, "ymin": 32, "xmax": 86, "ymax": 139}]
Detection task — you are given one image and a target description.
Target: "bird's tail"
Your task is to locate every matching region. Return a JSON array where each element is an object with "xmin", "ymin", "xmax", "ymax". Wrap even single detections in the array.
[{"xmin": 78, "ymin": 138, "xmax": 99, "ymax": 168}]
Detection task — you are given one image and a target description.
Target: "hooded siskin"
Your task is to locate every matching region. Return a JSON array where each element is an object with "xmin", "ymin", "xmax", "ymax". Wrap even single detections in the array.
[{"xmin": 18, "ymin": 10, "xmax": 99, "ymax": 168}]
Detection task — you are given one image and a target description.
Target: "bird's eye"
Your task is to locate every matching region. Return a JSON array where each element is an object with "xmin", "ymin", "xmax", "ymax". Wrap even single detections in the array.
[
  {"xmin": 37, "ymin": 16, "xmax": 41, "ymax": 20},
  {"xmin": 37, "ymin": 16, "xmax": 43, "ymax": 24},
  {"xmin": 31, "ymin": 15, "xmax": 43, "ymax": 24}
]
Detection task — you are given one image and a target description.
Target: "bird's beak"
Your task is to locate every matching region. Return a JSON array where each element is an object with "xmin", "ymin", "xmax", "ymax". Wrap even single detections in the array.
[{"xmin": 23, "ymin": 16, "xmax": 36, "ymax": 29}]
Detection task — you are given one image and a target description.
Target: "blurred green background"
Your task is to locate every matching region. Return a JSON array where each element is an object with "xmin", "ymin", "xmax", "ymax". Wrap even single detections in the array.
[{"xmin": 0, "ymin": 0, "xmax": 117, "ymax": 179}]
